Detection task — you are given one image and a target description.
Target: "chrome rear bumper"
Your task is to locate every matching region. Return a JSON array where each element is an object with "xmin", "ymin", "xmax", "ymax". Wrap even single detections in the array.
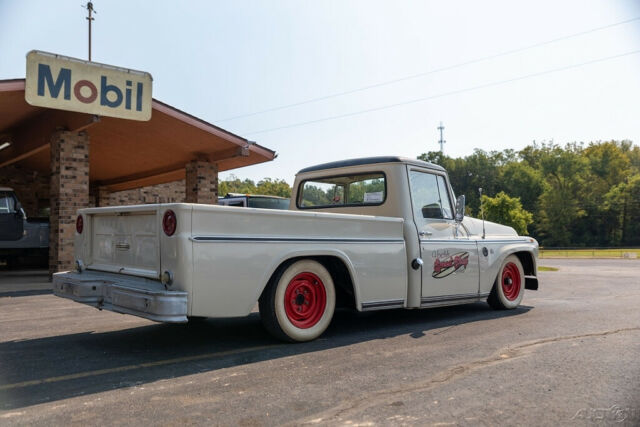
[{"xmin": 52, "ymin": 270, "xmax": 188, "ymax": 323}]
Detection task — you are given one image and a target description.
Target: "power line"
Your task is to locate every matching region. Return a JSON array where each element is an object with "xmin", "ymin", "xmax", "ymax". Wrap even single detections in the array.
[
  {"xmin": 218, "ymin": 16, "xmax": 640, "ymax": 123},
  {"xmin": 243, "ymin": 49, "xmax": 640, "ymax": 136}
]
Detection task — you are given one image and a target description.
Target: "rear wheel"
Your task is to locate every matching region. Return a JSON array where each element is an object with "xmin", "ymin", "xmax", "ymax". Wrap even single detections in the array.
[
  {"xmin": 488, "ymin": 255, "xmax": 524, "ymax": 310},
  {"xmin": 259, "ymin": 260, "xmax": 336, "ymax": 342}
]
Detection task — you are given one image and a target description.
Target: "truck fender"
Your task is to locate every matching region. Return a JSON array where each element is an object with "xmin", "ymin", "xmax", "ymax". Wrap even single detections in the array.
[
  {"xmin": 252, "ymin": 249, "xmax": 361, "ymax": 312},
  {"xmin": 481, "ymin": 243, "xmax": 538, "ymax": 294}
]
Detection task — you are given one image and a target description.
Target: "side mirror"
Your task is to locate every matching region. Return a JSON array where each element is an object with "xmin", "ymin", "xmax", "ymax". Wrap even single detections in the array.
[
  {"xmin": 455, "ymin": 195, "xmax": 465, "ymax": 222},
  {"xmin": 19, "ymin": 207, "xmax": 27, "ymax": 220}
]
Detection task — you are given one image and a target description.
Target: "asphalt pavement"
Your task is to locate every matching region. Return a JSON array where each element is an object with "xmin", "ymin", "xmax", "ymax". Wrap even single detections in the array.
[{"xmin": 0, "ymin": 259, "xmax": 638, "ymax": 426}]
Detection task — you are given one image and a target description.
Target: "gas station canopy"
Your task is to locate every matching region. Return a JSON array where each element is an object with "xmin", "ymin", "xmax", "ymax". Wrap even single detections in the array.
[{"xmin": 0, "ymin": 79, "xmax": 275, "ymax": 192}]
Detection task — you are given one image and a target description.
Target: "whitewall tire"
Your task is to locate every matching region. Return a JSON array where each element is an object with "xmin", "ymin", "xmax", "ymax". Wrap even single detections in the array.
[
  {"xmin": 259, "ymin": 260, "xmax": 336, "ymax": 342},
  {"xmin": 488, "ymin": 255, "xmax": 525, "ymax": 310}
]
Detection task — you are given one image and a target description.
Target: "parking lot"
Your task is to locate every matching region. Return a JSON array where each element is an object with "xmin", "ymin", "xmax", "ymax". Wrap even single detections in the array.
[{"xmin": 1, "ymin": 259, "xmax": 639, "ymax": 426}]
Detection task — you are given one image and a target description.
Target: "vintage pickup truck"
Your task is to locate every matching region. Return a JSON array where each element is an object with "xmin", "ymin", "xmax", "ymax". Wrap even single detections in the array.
[{"xmin": 53, "ymin": 156, "xmax": 538, "ymax": 342}]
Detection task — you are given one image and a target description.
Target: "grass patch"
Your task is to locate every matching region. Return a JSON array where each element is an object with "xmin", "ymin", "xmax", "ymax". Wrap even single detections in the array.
[
  {"xmin": 539, "ymin": 248, "xmax": 640, "ymax": 259},
  {"xmin": 538, "ymin": 266, "xmax": 559, "ymax": 272}
]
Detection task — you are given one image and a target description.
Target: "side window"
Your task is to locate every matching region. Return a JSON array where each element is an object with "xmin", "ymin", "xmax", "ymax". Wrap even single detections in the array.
[
  {"xmin": 298, "ymin": 173, "xmax": 385, "ymax": 208},
  {"xmin": 0, "ymin": 192, "xmax": 16, "ymax": 214},
  {"xmin": 409, "ymin": 171, "xmax": 453, "ymax": 222},
  {"xmin": 437, "ymin": 175, "xmax": 453, "ymax": 219}
]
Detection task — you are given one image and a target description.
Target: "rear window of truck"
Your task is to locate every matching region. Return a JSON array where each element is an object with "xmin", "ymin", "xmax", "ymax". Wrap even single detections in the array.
[{"xmin": 298, "ymin": 173, "xmax": 386, "ymax": 208}]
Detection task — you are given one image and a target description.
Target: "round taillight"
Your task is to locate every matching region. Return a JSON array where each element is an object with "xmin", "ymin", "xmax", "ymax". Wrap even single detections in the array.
[
  {"xmin": 76, "ymin": 215, "xmax": 84, "ymax": 234},
  {"xmin": 163, "ymin": 210, "xmax": 176, "ymax": 236}
]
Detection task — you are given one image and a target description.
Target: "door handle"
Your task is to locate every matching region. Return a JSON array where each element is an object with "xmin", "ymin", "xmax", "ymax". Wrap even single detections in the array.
[{"xmin": 419, "ymin": 231, "xmax": 432, "ymax": 237}]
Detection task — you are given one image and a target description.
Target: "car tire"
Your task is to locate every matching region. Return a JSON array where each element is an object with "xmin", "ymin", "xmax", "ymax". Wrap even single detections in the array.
[
  {"xmin": 259, "ymin": 259, "xmax": 336, "ymax": 342},
  {"xmin": 488, "ymin": 255, "xmax": 525, "ymax": 310}
]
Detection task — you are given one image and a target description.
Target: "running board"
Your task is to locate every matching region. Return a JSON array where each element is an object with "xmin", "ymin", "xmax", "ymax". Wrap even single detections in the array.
[
  {"xmin": 361, "ymin": 299, "xmax": 405, "ymax": 311},
  {"xmin": 420, "ymin": 293, "xmax": 490, "ymax": 308}
]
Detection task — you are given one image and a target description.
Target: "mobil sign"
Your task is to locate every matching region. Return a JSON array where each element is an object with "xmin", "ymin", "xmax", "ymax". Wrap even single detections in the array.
[{"xmin": 25, "ymin": 50, "xmax": 152, "ymax": 121}]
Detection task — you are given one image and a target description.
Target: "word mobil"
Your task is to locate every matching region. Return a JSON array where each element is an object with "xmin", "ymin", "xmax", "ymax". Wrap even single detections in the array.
[{"xmin": 37, "ymin": 64, "xmax": 144, "ymax": 111}]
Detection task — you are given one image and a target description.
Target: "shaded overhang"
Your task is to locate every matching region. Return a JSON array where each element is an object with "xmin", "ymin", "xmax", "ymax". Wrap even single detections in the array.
[{"xmin": 0, "ymin": 79, "xmax": 275, "ymax": 192}]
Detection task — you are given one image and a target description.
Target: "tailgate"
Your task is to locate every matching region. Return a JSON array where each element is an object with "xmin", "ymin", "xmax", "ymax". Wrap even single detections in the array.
[{"xmin": 88, "ymin": 209, "xmax": 160, "ymax": 279}]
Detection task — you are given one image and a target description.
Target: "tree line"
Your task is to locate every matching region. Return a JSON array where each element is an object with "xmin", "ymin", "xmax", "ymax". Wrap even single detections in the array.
[
  {"xmin": 219, "ymin": 176, "xmax": 292, "ymax": 199},
  {"xmin": 419, "ymin": 140, "xmax": 640, "ymax": 247},
  {"xmin": 220, "ymin": 140, "xmax": 639, "ymax": 247}
]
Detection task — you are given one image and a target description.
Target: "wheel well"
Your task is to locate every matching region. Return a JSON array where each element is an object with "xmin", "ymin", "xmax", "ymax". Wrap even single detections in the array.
[
  {"xmin": 263, "ymin": 256, "xmax": 357, "ymax": 310},
  {"xmin": 514, "ymin": 251, "xmax": 535, "ymax": 276}
]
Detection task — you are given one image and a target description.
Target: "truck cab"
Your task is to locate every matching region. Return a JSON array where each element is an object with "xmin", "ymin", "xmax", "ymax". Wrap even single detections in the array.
[{"xmin": 290, "ymin": 156, "xmax": 538, "ymax": 309}]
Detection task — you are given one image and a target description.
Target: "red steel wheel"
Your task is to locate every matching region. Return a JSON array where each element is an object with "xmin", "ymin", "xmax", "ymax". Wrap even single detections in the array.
[
  {"xmin": 488, "ymin": 254, "xmax": 525, "ymax": 310},
  {"xmin": 283, "ymin": 272, "xmax": 327, "ymax": 329},
  {"xmin": 259, "ymin": 259, "xmax": 336, "ymax": 342},
  {"xmin": 501, "ymin": 262, "xmax": 522, "ymax": 301}
]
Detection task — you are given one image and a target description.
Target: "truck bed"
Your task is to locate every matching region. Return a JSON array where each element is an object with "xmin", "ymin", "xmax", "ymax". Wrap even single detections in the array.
[{"xmin": 63, "ymin": 203, "xmax": 408, "ymax": 319}]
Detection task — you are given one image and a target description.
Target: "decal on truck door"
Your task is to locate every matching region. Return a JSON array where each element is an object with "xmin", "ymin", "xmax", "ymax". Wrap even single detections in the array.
[{"xmin": 432, "ymin": 252, "xmax": 470, "ymax": 278}]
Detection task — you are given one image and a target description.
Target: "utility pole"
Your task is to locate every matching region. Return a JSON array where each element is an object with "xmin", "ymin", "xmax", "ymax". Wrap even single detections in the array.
[
  {"xmin": 437, "ymin": 121, "xmax": 446, "ymax": 153},
  {"xmin": 84, "ymin": 2, "xmax": 96, "ymax": 61}
]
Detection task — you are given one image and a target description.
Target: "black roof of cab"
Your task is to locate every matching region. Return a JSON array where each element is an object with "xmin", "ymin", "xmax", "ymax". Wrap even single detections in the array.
[{"xmin": 297, "ymin": 156, "xmax": 445, "ymax": 174}]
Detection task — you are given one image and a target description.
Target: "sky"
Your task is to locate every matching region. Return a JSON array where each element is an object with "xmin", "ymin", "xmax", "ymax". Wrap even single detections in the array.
[{"xmin": 1, "ymin": 0, "xmax": 640, "ymax": 184}]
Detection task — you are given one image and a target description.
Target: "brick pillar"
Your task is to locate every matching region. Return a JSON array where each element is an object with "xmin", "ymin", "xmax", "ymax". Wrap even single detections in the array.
[
  {"xmin": 49, "ymin": 130, "xmax": 90, "ymax": 275},
  {"xmin": 185, "ymin": 160, "xmax": 218, "ymax": 204},
  {"xmin": 96, "ymin": 187, "xmax": 110, "ymax": 207}
]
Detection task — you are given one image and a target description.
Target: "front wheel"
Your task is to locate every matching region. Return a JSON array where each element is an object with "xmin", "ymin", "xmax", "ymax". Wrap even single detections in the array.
[
  {"xmin": 259, "ymin": 260, "xmax": 336, "ymax": 342},
  {"xmin": 488, "ymin": 255, "xmax": 524, "ymax": 310}
]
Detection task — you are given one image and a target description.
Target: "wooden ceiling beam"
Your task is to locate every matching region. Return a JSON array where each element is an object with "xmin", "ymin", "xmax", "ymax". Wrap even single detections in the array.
[
  {"xmin": 0, "ymin": 109, "xmax": 97, "ymax": 169},
  {"xmin": 98, "ymin": 146, "xmax": 251, "ymax": 192}
]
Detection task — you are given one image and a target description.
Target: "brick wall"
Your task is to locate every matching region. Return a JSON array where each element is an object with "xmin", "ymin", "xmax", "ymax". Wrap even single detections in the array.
[
  {"xmin": 0, "ymin": 164, "xmax": 50, "ymax": 217},
  {"xmin": 105, "ymin": 180, "xmax": 186, "ymax": 206},
  {"xmin": 0, "ymin": 166, "xmax": 186, "ymax": 213}
]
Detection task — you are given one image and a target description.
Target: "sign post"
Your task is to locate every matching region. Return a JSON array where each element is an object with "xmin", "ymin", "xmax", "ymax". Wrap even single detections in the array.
[{"xmin": 25, "ymin": 50, "xmax": 153, "ymax": 121}]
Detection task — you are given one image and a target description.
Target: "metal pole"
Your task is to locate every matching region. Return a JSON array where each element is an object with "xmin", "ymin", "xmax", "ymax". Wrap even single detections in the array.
[
  {"xmin": 86, "ymin": 2, "xmax": 96, "ymax": 61},
  {"xmin": 437, "ymin": 122, "xmax": 446, "ymax": 153}
]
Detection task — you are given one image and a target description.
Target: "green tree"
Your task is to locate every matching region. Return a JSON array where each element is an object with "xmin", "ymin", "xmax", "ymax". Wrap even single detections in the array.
[
  {"xmin": 219, "ymin": 176, "xmax": 292, "ymax": 198},
  {"xmin": 419, "ymin": 149, "xmax": 504, "ymax": 214},
  {"xmin": 420, "ymin": 140, "xmax": 639, "ymax": 247},
  {"xmin": 535, "ymin": 143, "xmax": 588, "ymax": 246},
  {"xmin": 604, "ymin": 174, "xmax": 640, "ymax": 246},
  {"xmin": 499, "ymin": 161, "xmax": 544, "ymax": 214},
  {"xmin": 481, "ymin": 191, "xmax": 533, "ymax": 235},
  {"xmin": 577, "ymin": 141, "xmax": 632, "ymax": 245},
  {"xmin": 218, "ymin": 175, "xmax": 257, "ymax": 196},
  {"xmin": 255, "ymin": 178, "xmax": 292, "ymax": 198}
]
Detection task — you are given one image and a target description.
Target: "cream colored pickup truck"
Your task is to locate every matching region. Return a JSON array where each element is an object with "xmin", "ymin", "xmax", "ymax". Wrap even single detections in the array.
[{"xmin": 53, "ymin": 156, "xmax": 539, "ymax": 342}]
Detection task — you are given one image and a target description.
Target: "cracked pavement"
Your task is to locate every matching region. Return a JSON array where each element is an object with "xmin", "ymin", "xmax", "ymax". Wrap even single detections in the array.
[{"xmin": 0, "ymin": 259, "xmax": 639, "ymax": 426}]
